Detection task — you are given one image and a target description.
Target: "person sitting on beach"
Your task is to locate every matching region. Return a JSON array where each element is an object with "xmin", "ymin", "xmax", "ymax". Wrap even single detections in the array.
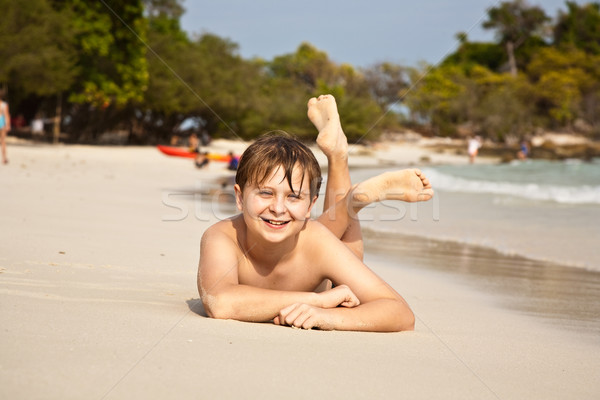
[
  {"xmin": 197, "ymin": 95, "xmax": 434, "ymax": 332},
  {"xmin": 195, "ymin": 151, "xmax": 210, "ymax": 169},
  {"xmin": 188, "ymin": 133, "xmax": 200, "ymax": 153},
  {"xmin": 226, "ymin": 151, "xmax": 239, "ymax": 171}
]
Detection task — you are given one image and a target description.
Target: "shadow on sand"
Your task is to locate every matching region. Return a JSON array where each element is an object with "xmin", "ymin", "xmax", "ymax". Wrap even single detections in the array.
[{"xmin": 186, "ymin": 298, "xmax": 207, "ymax": 317}]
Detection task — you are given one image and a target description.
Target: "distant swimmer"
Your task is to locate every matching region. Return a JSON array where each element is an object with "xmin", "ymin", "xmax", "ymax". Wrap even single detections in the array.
[{"xmin": 197, "ymin": 94, "xmax": 434, "ymax": 332}]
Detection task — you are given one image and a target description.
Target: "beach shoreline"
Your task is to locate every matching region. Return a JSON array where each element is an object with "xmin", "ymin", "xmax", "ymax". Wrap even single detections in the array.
[{"xmin": 1, "ymin": 142, "xmax": 599, "ymax": 399}]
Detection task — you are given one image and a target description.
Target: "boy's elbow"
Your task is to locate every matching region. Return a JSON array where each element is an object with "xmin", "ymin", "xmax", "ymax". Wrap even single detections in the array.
[
  {"xmin": 201, "ymin": 293, "xmax": 236, "ymax": 320},
  {"xmin": 392, "ymin": 304, "xmax": 415, "ymax": 332},
  {"xmin": 400, "ymin": 310, "xmax": 415, "ymax": 331}
]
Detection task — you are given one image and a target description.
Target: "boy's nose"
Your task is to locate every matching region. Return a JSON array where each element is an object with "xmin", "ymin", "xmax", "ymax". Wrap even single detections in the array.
[{"xmin": 270, "ymin": 196, "xmax": 286, "ymax": 215}]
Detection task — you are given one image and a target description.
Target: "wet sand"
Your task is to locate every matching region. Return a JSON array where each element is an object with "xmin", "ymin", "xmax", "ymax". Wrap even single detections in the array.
[
  {"xmin": 1, "ymin": 142, "xmax": 599, "ymax": 399},
  {"xmin": 364, "ymin": 230, "xmax": 600, "ymax": 338}
]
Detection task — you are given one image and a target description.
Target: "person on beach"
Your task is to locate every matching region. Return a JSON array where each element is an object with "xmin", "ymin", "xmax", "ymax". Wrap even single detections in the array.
[
  {"xmin": 467, "ymin": 136, "xmax": 482, "ymax": 164},
  {"xmin": 517, "ymin": 139, "xmax": 529, "ymax": 160},
  {"xmin": 226, "ymin": 151, "xmax": 239, "ymax": 171},
  {"xmin": 197, "ymin": 95, "xmax": 434, "ymax": 332},
  {"xmin": 0, "ymin": 91, "xmax": 11, "ymax": 165},
  {"xmin": 194, "ymin": 151, "xmax": 210, "ymax": 169}
]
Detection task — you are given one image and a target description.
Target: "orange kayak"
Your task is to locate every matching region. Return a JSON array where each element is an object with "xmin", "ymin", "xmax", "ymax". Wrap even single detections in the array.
[{"xmin": 157, "ymin": 145, "xmax": 235, "ymax": 162}]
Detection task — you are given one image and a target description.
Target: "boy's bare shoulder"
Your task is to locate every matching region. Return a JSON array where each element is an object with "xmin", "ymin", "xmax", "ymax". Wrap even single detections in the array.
[
  {"xmin": 302, "ymin": 220, "xmax": 338, "ymax": 243},
  {"xmin": 201, "ymin": 215, "xmax": 244, "ymax": 248}
]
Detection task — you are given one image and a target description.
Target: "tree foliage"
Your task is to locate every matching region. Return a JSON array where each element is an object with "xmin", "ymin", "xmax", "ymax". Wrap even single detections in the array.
[
  {"xmin": 1, "ymin": 0, "xmax": 600, "ymax": 144},
  {"xmin": 482, "ymin": 0, "xmax": 550, "ymax": 76},
  {"xmin": 554, "ymin": 2, "xmax": 600, "ymax": 55},
  {"xmin": 0, "ymin": 0, "xmax": 77, "ymax": 97},
  {"xmin": 63, "ymin": 0, "xmax": 149, "ymax": 107}
]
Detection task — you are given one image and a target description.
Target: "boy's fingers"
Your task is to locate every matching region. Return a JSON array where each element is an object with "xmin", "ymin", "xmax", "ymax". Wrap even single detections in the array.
[
  {"xmin": 279, "ymin": 303, "xmax": 297, "ymax": 315},
  {"xmin": 291, "ymin": 313, "xmax": 309, "ymax": 329},
  {"xmin": 278, "ymin": 303, "xmax": 301, "ymax": 325},
  {"xmin": 284, "ymin": 304, "xmax": 306, "ymax": 326},
  {"xmin": 301, "ymin": 316, "xmax": 316, "ymax": 330}
]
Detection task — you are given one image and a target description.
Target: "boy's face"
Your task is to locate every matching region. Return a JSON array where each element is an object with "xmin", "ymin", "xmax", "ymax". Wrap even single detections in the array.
[{"xmin": 234, "ymin": 164, "xmax": 317, "ymax": 244}]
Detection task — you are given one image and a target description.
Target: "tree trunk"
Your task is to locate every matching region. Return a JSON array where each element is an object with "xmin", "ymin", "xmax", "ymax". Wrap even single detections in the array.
[
  {"xmin": 506, "ymin": 41, "xmax": 518, "ymax": 77},
  {"xmin": 53, "ymin": 93, "xmax": 62, "ymax": 144}
]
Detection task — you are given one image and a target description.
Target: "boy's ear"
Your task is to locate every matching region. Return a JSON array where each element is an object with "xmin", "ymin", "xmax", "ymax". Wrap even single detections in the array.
[
  {"xmin": 305, "ymin": 195, "xmax": 318, "ymax": 219},
  {"xmin": 234, "ymin": 184, "xmax": 243, "ymax": 211}
]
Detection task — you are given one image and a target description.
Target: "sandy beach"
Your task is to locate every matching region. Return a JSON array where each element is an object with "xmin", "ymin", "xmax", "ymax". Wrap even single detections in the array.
[{"xmin": 1, "ymin": 140, "xmax": 599, "ymax": 399}]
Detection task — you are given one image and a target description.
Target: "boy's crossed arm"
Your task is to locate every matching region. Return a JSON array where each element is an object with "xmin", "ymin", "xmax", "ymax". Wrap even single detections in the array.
[
  {"xmin": 198, "ymin": 222, "xmax": 414, "ymax": 332},
  {"xmin": 272, "ymin": 222, "xmax": 415, "ymax": 332}
]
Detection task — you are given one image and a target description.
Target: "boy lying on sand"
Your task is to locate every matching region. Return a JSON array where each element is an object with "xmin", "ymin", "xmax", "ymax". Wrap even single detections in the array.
[{"xmin": 198, "ymin": 95, "xmax": 433, "ymax": 332}]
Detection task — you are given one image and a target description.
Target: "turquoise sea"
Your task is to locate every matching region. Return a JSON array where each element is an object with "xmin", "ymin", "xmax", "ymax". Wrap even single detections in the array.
[{"xmin": 350, "ymin": 158, "xmax": 600, "ymax": 272}]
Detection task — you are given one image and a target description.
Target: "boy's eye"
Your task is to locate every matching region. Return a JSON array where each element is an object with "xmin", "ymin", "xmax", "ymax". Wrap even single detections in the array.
[{"xmin": 258, "ymin": 190, "xmax": 272, "ymax": 196}]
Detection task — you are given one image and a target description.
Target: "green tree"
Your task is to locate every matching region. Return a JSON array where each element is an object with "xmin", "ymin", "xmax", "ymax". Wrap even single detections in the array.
[
  {"xmin": 265, "ymin": 43, "xmax": 384, "ymax": 142},
  {"xmin": 269, "ymin": 42, "xmax": 336, "ymax": 90},
  {"xmin": 554, "ymin": 1, "xmax": 600, "ymax": 55},
  {"xmin": 134, "ymin": 0, "xmax": 192, "ymax": 140},
  {"xmin": 404, "ymin": 64, "xmax": 465, "ymax": 136},
  {"xmin": 471, "ymin": 68, "xmax": 535, "ymax": 141},
  {"xmin": 527, "ymin": 46, "xmax": 599, "ymax": 128},
  {"xmin": 362, "ymin": 62, "xmax": 409, "ymax": 111},
  {"xmin": 442, "ymin": 32, "xmax": 508, "ymax": 71},
  {"xmin": 144, "ymin": 0, "xmax": 185, "ymax": 20},
  {"xmin": 482, "ymin": 0, "xmax": 549, "ymax": 76},
  {"xmin": 0, "ymin": 0, "xmax": 80, "ymax": 141},
  {"xmin": 0, "ymin": 0, "xmax": 77, "ymax": 97},
  {"xmin": 62, "ymin": 0, "xmax": 149, "ymax": 108}
]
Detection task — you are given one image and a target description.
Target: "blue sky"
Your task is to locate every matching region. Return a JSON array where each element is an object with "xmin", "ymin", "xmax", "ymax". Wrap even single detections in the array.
[{"xmin": 179, "ymin": 0, "xmax": 582, "ymax": 68}]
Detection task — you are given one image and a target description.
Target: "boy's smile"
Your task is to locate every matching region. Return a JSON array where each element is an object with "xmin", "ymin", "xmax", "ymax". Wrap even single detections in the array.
[
  {"xmin": 235, "ymin": 165, "xmax": 316, "ymax": 244},
  {"xmin": 261, "ymin": 218, "xmax": 289, "ymax": 227}
]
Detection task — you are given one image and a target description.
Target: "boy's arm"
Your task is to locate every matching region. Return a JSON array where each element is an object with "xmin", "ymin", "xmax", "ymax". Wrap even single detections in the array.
[
  {"xmin": 197, "ymin": 224, "xmax": 359, "ymax": 322},
  {"xmin": 275, "ymin": 223, "xmax": 415, "ymax": 332}
]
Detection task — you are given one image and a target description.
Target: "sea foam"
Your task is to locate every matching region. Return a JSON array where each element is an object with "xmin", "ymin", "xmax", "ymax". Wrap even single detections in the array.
[{"xmin": 423, "ymin": 168, "xmax": 600, "ymax": 205}]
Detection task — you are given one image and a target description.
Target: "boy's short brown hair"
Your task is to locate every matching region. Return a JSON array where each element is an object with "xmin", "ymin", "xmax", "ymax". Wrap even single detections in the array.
[{"xmin": 235, "ymin": 134, "xmax": 322, "ymax": 198}]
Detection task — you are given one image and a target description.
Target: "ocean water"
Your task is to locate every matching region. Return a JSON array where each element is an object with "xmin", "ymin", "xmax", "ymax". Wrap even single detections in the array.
[
  {"xmin": 349, "ymin": 158, "xmax": 600, "ymax": 272},
  {"xmin": 424, "ymin": 159, "xmax": 600, "ymax": 205}
]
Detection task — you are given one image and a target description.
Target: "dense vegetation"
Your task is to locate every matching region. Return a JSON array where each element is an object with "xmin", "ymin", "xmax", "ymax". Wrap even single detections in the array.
[{"xmin": 1, "ymin": 0, "xmax": 599, "ymax": 144}]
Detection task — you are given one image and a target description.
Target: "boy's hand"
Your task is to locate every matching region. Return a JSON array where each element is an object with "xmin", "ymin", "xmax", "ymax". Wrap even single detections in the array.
[
  {"xmin": 273, "ymin": 303, "xmax": 334, "ymax": 330},
  {"xmin": 318, "ymin": 284, "xmax": 360, "ymax": 309},
  {"xmin": 272, "ymin": 285, "xmax": 360, "ymax": 330}
]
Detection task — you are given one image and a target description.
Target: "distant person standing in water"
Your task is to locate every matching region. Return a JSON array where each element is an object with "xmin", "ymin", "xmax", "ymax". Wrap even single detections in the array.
[
  {"xmin": 227, "ymin": 151, "xmax": 239, "ymax": 171},
  {"xmin": 0, "ymin": 91, "xmax": 10, "ymax": 165},
  {"xmin": 517, "ymin": 139, "xmax": 529, "ymax": 160},
  {"xmin": 467, "ymin": 136, "xmax": 482, "ymax": 164}
]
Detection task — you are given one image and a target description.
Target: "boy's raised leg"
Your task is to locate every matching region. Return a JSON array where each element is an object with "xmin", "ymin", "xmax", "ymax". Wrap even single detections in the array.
[
  {"xmin": 308, "ymin": 95, "xmax": 434, "ymax": 260},
  {"xmin": 350, "ymin": 169, "xmax": 434, "ymax": 213},
  {"xmin": 307, "ymin": 95, "xmax": 350, "ymax": 210},
  {"xmin": 308, "ymin": 95, "xmax": 364, "ymax": 260}
]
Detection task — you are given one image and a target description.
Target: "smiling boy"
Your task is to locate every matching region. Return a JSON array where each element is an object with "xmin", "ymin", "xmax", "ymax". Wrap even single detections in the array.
[{"xmin": 198, "ymin": 95, "xmax": 433, "ymax": 332}]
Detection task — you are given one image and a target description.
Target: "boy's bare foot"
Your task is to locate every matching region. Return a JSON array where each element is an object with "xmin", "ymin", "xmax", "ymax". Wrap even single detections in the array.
[
  {"xmin": 351, "ymin": 169, "xmax": 434, "ymax": 205},
  {"xmin": 307, "ymin": 95, "xmax": 348, "ymax": 159}
]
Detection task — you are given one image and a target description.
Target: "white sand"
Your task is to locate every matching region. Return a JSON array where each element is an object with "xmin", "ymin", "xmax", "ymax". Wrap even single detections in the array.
[{"xmin": 1, "ymin": 142, "xmax": 598, "ymax": 399}]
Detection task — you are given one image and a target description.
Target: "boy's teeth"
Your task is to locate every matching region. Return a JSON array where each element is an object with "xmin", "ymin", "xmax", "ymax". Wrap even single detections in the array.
[{"xmin": 269, "ymin": 220, "xmax": 285, "ymax": 225}]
